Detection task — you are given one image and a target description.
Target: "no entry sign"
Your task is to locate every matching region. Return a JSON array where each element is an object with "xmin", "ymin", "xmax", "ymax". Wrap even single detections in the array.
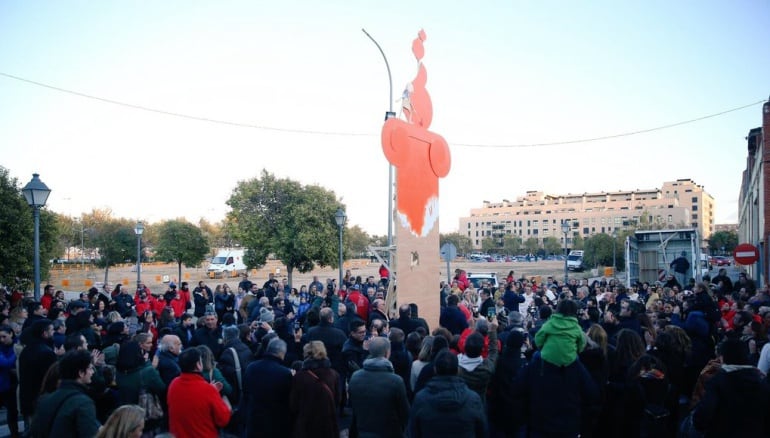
[{"xmin": 733, "ymin": 243, "xmax": 759, "ymax": 265}]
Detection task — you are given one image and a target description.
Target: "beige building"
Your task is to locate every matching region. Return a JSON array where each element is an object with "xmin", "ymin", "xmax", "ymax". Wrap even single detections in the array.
[{"xmin": 459, "ymin": 179, "xmax": 715, "ymax": 249}]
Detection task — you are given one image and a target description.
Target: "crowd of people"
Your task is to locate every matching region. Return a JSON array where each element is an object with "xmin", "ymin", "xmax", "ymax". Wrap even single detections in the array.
[{"xmin": 0, "ymin": 265, "xmax": 768, "ymax": 437}]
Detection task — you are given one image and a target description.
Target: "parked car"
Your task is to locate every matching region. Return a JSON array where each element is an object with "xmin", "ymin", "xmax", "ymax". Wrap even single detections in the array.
[{"xmin": 711, "ymin": 256, "xmax": 731, "ymax": 267}]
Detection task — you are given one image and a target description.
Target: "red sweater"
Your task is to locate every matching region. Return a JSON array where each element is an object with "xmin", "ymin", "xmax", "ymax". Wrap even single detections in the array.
[{"xmin": 168, "ymin": 372, "xmax": 231, "ymax": 438}]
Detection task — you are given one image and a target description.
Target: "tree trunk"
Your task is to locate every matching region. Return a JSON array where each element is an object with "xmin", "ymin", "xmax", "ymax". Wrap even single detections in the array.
[
  {"xmin": 287, "ymin": 266, "xmax": 294, "ymax": 288},
  {"xmin": 178, "ymin": 261, "xmax": 183, "ymax": 285},
  {"xmin": 103, "ymin": 265, "xmax": 110, "ymax": 285}
]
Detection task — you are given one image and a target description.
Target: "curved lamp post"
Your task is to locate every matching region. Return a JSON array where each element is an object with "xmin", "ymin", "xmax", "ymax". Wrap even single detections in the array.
[
  {"xmin": 134, "ymin": 221, "xmax": 144, "ymax": 287},
  {"xmin": 362, "ymin": 28, "xmax": 395, "ymax": 277},
  {"xmin": 22, "ymin": 173, "xmax": 51, "ymax": 301},
  {"xmin": 561, "ymin": 221, "xmax": 570, "ymax": 284}
]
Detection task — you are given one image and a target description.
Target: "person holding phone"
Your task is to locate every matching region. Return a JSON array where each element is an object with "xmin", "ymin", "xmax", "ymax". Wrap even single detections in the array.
[{"xmin": 479, "ymin": 289, "xmax": 495, "ymax": 322}]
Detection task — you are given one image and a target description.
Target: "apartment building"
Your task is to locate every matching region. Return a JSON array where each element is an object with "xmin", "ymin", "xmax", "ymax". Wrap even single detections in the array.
[
  {"xmin": 459, "ymin": 179, "xmax": 714, "ymax": 249},
  {"xmin": 738, "ymin": 97, "xmax": 770, "ymax": 285}
]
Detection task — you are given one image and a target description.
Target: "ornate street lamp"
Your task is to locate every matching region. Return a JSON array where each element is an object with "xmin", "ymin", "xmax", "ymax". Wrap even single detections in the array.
[
  {"xmin": 22, "ymin": 173, "xmax": 51, "ymax": 301},
  {"xmin": 134, "ymin": 221, "xmax": 144, "ymax": 287},
  {"xmin": 335, "ymin": 208, "xmax": 347, "ymax": 290},
  {"xmin": 561, "ymin": 221, "xmax": 570, "ymax": 284}
]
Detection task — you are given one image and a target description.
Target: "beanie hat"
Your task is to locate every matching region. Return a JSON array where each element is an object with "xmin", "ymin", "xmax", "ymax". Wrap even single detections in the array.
[
  {"xmin": 508, "ymin": 311, "xmax": 524, "ymax": 327},
  {"xmin": 259, "ymin": 307, "xmax": 274, "ymax": 324}
]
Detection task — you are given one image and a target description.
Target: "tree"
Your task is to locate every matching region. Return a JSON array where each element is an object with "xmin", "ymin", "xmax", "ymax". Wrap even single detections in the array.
[
  {"xmin": 0, "ymin": 167, "xmax": 58, "ymax": 290},
  {"xmin": 227, "ymin": 170, "xmax": 341, "ymax": 286},
  {"xmin": 346, "ymin": 225, "xmax": 371, "ymax": 257},
  {"xmin": 543, "ymin": 237, "xmax": 561, "ymax": 255},
  {"xmin": 89, "ymin": 216, "xmax": 136, "ymax": 285},
  {"xmin": 524, "ymin": 238, "xmax": 539, "ymax": 255},
  {"xmin": 708, "ymin": 230, "xmax": 738, "ymax": 255},
  {"xmin": 480, "ymin": 238, "xmax": 498, "ymax": 253},
  {"xmin": 440, "ymin": 232, "xmax": 473, "ymax": 256},
  {"xmin": 154, "ymin": 219, "xmax": 210, "ymax": 284},
  {"xmin": 572, "ymin": 234, "xmax": 585, "ymax": 251},
  {"xmin": 503, "ymin": 235, "xmax": 522, "ymax": 255}
]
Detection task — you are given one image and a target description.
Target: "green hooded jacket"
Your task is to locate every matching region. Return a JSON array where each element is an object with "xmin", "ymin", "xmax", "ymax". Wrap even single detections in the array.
[{"xmin": 535, "ymin": 313, "xmax": 585, "ymax": 366}]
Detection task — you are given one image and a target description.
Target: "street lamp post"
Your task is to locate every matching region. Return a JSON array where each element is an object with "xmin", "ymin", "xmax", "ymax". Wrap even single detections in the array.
[
  {"xmin": 22, "ymin": 173, "xmax": 52, "ymax": 301},
  {"xmin": 362, "ymin": 28, "xmax": 395, "ymax": 280},
  {"xmin": 612, "ymin": 229, "xmax": 618, "ymax": 277},
  {"xmin": 335, "ymin": 208, "xmax": 347, "ymax": 291},
  {"xmin": 134, "ymin": 221, "xmax": 144, "ymax": 287},
  {"xmin": 561, "ymin": 221, "xmax": 570, "ymax": 284}
]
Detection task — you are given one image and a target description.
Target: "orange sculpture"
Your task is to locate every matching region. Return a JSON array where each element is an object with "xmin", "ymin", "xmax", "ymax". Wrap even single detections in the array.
[{"xmin": 381, "ymin": 29, "xmax": 451, "ymax": 237}]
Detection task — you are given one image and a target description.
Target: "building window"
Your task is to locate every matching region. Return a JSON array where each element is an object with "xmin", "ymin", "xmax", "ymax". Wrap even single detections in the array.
[
  {"xmin": 692, "ymin": 205, "xmax": 698, "ymax": 211},
  {"xmin": 692, "ymin": 214, "xmax": 698, "ymax": 219},
  {"xmin": 692, "ymin": 197, "xmax": 697, "ymax": 203},
  {"xmin": 667, "ymin": 215, "xmax": 673, "ymax": 223}
]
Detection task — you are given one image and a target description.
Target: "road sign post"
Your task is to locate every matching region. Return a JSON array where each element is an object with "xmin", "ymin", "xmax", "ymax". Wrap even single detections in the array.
[
  {"xmin": 733, "ymin": 243, "xmax": 759, "ymax": 265},
  {"xmin": 440, "ymin": 243, "xmax": 457, "ymax": 284}
]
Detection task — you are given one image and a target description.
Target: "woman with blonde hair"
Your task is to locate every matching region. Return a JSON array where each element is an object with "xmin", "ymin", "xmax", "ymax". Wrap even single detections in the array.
[
  {"xmin": 410, "ymin": 336, "xmax": 434, "ymax": 392},
  {"xmin": 290, "ymin": 341, "xmax": 340, "ymax": 438},
  {"xmin": 195, "ymin": 345, "xmax": 233, "ymax": 398},
  {"xmin": 96, "ymin": 405, "xmax": 145, "ymax": 438}
]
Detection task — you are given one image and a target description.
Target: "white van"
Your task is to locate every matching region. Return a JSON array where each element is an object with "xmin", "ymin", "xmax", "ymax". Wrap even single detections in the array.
[
  {"xmin": 567, "ymin": 250, "xmax": 585, "ymax": 271},
  {"xmin": 207, "ymin": 249, "xmax": 247, "ymax": 278}
]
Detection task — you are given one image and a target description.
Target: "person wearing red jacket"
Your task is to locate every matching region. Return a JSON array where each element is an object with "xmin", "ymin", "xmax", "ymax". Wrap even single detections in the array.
[
  {"xmin": 178, "ymin": 282, "xmax": 192, "ymax": 313},
  {"xmin": 40, "ymin": 284, "xmax": 55, "ymax": 311},
  {"xmin": 457, "ymin": 319, "xmax": 501, "ymax": 359},
  {"xmin": 168, "ymin": 348, "xmax": 231, "ymax": 438},
  {"xmin": 135, "ymin": 290, "xmax": 153, "ymax": 317},
  {"xmin": 454, "ymin": 269, "xmax": 469, "ymax": 292},
  {"xmin": 347, "ymin": 285, "xmax": 370, "ymax": 322}
]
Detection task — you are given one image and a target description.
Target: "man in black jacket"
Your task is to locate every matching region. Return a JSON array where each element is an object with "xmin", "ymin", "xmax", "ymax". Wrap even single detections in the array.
[
  {"xmin": 693, "ymin": 338, "xmax": 770, "ymax": 436},
  {"xmin": 191, "ymin": 312, "xmax": 224, "ymax": 358},
  {"xmin": 240, "ymin": 338, "xmax": 293, "ymax": 437},
  {"xmin": 19, "ymin": 319, "xmax": 58, "ymax": 424},
  {"xmin": 349, "ymin": 336, "xmax": 409, "ymax": 437},
  {"xmin": 409, "ymin": 350, "xmax": 486, "ymax": 437},
  {"xmin": 29, "ymin": 350, "xmax": 100, "ymax": 438},
  {"xmin": 218, "ymin": 325, "xmax": 255, "ymax": 406}
]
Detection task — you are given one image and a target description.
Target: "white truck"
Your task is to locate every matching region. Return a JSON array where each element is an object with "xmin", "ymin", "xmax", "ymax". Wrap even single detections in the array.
[
  {"xmin": 567, "ymin": 250, "xmax": 585, "ymax": 271},
  {"xmin": 207, "ymin": 249, "xmax": 247, "ymax": 278}
]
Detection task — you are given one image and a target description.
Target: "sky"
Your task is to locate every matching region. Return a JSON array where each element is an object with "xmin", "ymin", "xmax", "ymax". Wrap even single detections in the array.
[{"xmin": 1, "ymin": 1, "xmax": 769, "ymax": 235}]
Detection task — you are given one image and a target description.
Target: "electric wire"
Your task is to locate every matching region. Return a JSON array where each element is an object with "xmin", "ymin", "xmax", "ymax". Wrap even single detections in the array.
[{"xmin": 0, "ymin": 71, "xmax": 764, "ymax": 147}]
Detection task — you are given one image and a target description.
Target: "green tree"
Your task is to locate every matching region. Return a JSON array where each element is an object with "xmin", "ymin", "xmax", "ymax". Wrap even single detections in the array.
[
  {"xmin": 572, "ymin": 234, "xmax": 584, "ymax": 251},
  {"xmin": 227, "ymin": 170, "xmax": 340, "ymax": 286},
  {"xmin": 0, "ymin": 167, "xmax": 58, "ymax": 291},
  {"xmin": 440, "ymin": 232, "xmax": 473, "ymax": 256},
  {"xmin": 346, "ymin": 225, "xmax": 371, "ymax": 257},
  {"xmin": 503, "ymin": 235, "xmax": 522, "ymax": 255},
  {"xmin": 154, "ymin": 219, "xmax": 210, "ymax": 284},
  {"xmin": 543, "ymin": 236, "xmax": 562, "ymax": 255},
  {"xmin": 524, "ymin": 237, "xmax": 539, "ymax": 255},
  {"xmin": 480, "ymin": 237, "xmax": 498, "ymax": 253},
  {"xmin": 708, "ymin": 230, "xmax": 738, "ymax": 255},
  {"xmin": 89, "ymin": 216, "xmax": 136, "ymax": 285}
]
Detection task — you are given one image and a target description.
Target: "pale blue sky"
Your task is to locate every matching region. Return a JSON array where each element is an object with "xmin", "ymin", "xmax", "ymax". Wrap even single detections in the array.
[{"xmin": 1, "ymin": 1, "xmax": 768, "ymax": 234}]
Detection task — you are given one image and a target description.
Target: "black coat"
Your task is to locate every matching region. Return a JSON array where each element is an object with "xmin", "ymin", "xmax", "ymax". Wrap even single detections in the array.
[
  {"xmin": 693, "ymin": 366, "xmax": 770, "ymax": 437},
  {"xmin": 217, "ymin": 339, "xmax": 255, "ymax": 405},
  {"xmin": 349, "ymin": 358, "xmax": 409, "ymax": 438},
  {"xmin": 18, "ymin": 339, "xmax": 57, "ymax": 416},
  {"xmin": 191, "ymin": 326, "xmax": 224, "ymax": 359},
  {"xmin": 409, "ymin": 375, "xmax": 486, "ymax": 438},
  {"xmin": 513, "ymin": 353, "xmax": 600, "ymax": 437},
  {"xmin": 305, "ymin": 323, "xmax": 347, "ymax": 374},
  {"xmin": 28, "ymin": 380, "xmax": 100, "ymax": 438},
  {"xmin": 240, "ymin": 355, "xmax": 293, "ymax": 438},
  {"xmin": 156, "ymin": 350, "xmax": 181, "ymax": 388}
]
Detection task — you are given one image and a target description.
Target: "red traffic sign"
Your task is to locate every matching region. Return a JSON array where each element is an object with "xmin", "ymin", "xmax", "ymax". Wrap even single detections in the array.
[{"xmin": 733, "ymin": 243, "xmax": 759, "ymax": 265}]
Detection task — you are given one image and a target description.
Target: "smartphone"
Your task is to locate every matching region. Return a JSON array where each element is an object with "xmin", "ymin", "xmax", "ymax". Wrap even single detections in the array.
[{"xmin": 487, "ymin": 307, "xmax": 496, "ymax": 319}]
